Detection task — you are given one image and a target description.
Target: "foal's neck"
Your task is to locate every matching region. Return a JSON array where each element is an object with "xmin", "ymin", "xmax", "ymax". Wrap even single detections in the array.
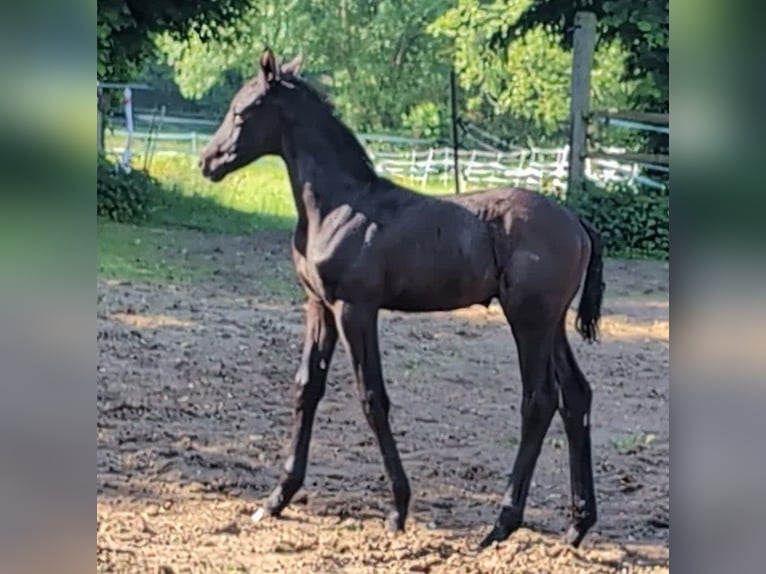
[{"xmin": 279, "ymin": 121, "xmax": 377, "ymax": 229}]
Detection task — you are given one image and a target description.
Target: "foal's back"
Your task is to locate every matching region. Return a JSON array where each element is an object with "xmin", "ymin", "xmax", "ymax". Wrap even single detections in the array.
[
  {"xmin": 445, "ymin": 186, "xmax": 589, "ymax": 266},
  {"xmin": 344, "ymin": 182, "xmax": 586, "ymax": 312}
]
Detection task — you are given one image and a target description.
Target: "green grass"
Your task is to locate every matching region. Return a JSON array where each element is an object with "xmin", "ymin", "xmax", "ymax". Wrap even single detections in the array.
[
  {"xmin": 97, "ymin": 220, "xmax": 211, "ymax": 283},
  {"xmin": 612, "ymin": 432, "xmax": 658, "ymax": 453},
  {"xmin": 98, "ymin": 154, "xmax": 458, "ymax": 284},
  {"xmin": 98, "ymin": 155, "xmax": 299, "ymax": 284},
  {"xmin": 128, "ymin": 153, "xmax": 453, "ymax": 236},
  {"xmin": 146, "ymin": 154, "xmax": 455, "ymax": 230},
  {"xmin": 147, "ymin": 155, "xmax": 298, "ymax": 233}
]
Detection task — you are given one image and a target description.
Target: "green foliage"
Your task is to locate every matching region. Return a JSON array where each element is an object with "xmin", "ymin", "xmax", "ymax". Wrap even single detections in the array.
[
  {"xmin": 156, "ymin": 0, "xmax": 454, "ymax": 138},
  {"xmin": 97, "ymin": 155, "xmax": 157, "ymax": 223},
  {"xmin": 148, "ymin": 0, "xmax": 664, "ymax": 147},
  {"xmin": 134, "ymin": 60, "xmax": 244, "ymax": 118},
  {"xmin": 401, "ymin": 101, "xmax": 443, "ymax": 139},
  {"xmin": 112, "ymin": 0, "xmax": 666, "ymax": 151},
  {"xmin": 154, "ymin": 1, "xmax": 309, "ymax": 100},
  {"xmin": 97, "ymin": 0, "xmax": 250, "ymax": 81},
  {"xmin": 429, "ymin": 0, "xmax": 635, "ymax": 145},
  {"xmin": 565, "ymin": 182, "xmax": 669, "ymax": 259},
  {"xmin": 489, "ymin": 0, "xmax": 668, "ymax": 152},
  {"xmin": 306, "ymin": 0, "xmax": 454, "ymax": 135}
]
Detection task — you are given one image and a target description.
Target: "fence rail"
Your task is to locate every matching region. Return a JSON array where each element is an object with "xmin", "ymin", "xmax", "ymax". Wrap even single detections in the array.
[
  {"xmin": 566, "ymin": 12, "xmax": 668, "ymax": 194},
  {"xmin": 105, "ymin": 126, "xmax": 667, "ymax": 193},
  {"xmin": 590, "ymin": 110, "xmax": 669, "ymax": 125}
]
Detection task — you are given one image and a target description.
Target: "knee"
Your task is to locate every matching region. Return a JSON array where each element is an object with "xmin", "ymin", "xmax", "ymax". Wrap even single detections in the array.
[
  {"xmin": 293, "ymin": 374, "xmax": 325, "ymax": 410},
  {"xmin": 561, "ymin": 382, "xmax": 592, "ymax": 417},
  {"xmin": 521, "ymin": 387, "xmax": 557, "ymax": 420},
  {"xmin": 361, "ymin": 389, "xmax": 390, "ymax": 418}
]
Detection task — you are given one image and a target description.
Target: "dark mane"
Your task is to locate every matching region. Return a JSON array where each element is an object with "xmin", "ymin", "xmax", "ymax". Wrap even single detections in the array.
[{"xmin": 282, "ymin": 76, "xmax": 379, "ymax": 184}]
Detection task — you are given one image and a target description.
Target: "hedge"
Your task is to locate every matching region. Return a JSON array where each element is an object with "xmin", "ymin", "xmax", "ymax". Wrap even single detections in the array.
[
  {"xmin": 97, "ymin": 155, "xmax": 158, "ymax": 223},
  {"xmin": 564, "ymin": 182, "xmax": 669, "ymax": 260}
]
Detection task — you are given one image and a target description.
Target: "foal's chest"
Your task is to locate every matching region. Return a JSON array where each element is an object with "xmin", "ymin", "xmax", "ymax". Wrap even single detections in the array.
[{"xmin": 292, "ymin": 208, "xmax": 373, "ymax": 300}]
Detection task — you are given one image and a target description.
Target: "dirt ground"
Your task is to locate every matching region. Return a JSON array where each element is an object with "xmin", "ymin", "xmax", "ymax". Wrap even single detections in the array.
[{"xmin": 97, "ymin": 230, "xmax": 669, "ymax": 573}]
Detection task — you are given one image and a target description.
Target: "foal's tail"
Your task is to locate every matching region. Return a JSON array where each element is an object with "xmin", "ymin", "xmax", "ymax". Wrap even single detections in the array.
[{"xmin": 575, "ymin": 216, "xmax": 606, "ymax": 343}]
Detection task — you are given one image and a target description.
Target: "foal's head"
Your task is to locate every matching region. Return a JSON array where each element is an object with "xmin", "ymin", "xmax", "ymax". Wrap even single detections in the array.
[{"xmin": 199, "ymin": 49, "xmax": 303, "ymax": 182}]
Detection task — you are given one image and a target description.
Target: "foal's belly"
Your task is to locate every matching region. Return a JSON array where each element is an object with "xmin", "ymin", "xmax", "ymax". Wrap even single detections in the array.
[
  {"xmin": 379, "ymin": 227, "xmax": 499, "ymax": 312},
  {"xmin": 382, "ymin": 275, "xmax": 497, "ymax": 312}
]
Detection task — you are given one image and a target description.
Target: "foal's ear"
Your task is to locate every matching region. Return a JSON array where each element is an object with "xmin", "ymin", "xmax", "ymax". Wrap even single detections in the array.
[
  {"xmin": 281, "ymin": 53, "xmax": 304, "ymax": 77},
  {"xmin": 258, "ymin": 48, "xmax": 280, "ymax": 82}
]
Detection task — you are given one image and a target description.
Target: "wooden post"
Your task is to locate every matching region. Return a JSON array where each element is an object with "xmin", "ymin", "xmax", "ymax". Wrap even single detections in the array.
[
  {"xmin": 450, "ymin": 69, "xmax": 461, "ymax": 194},
  {"xmin": 567, "ymin": 11, "xmax": 597, "ymax": 198}
]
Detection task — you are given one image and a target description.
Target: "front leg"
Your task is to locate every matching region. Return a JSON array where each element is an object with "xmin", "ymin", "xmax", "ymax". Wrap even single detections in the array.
[
  {"xmin": 334, "ymin": 301, "xmax": 411, "ymax": 531},
  {"xmin": 264, "ymin": 298, "xmax": 337, "ymax": 516}
]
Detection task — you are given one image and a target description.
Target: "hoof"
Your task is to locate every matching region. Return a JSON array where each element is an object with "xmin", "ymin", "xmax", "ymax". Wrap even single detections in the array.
[
  {"xmin": 479, "ymin": 525, "xmax": 512, "ymax": 549},
  {"xmin": 264, "ymin": 488, "xmax": 288, "ymax": 518},
  {"xmin": 386, "ymin": 510, "xmax": 406, "ymax": 532},
  {"xmin": 562, "ymin": 524, "xmax": 587, "ymax": 548},
  {"xmin": 251, "ymin": 507, "xmax": 267, "ymax": 523}
]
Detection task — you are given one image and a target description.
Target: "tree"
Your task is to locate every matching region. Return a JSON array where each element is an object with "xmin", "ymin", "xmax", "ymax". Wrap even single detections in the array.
[
  {"xmin": 142, "ymin": 0, "xmax": 662, "ymax": 147},
  {"xmin": 97, "ymin": 0, "xmax": 250, "ymax": 81},
  {"xmin": 155, "ymin": 0, "xmax": 455, "ymax": 137},
  {"xmin": 429, "ymin": 0, "xmax": 637, "ymax": 145},
  {"xmin": 154, "ymin": 1, "xmax": 309, "ymax": 100},
  {"xmin": 489, "ymin": 0, "xmax": 669, "ymax": 151}
]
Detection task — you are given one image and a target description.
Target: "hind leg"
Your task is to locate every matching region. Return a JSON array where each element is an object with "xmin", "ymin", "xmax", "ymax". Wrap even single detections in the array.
[
  {"xmin": 480, "ymin": 293, "xmax": 558, "ymax": 547},
  {"xmin": 555, "ymin": 324, "xmax": 597, "ymax": 546}
]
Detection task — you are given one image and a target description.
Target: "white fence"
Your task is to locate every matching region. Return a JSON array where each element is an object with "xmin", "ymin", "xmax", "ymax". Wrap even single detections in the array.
[
  {"xmin": 369, "ymin": 146, "xmax": 570, "ymax": 191},
  {"xmin": 368, "ymin": 145, "xmax": 666, "ymax": 192},
  {"xmin": 104, "ymin": 113, "xmax": 667, "ymax": 192}
]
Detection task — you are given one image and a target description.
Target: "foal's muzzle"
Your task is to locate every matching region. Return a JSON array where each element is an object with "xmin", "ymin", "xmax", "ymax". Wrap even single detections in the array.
[{"xmin": 199, "ymin": 144, "xmax": 227, "ymax": 181}]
